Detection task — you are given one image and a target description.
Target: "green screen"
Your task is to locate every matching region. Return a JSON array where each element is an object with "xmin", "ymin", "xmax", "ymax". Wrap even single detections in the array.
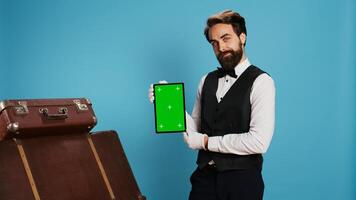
[{"xmin": 154, "ymin": 83, "xmax": 186, "ymax": 133}]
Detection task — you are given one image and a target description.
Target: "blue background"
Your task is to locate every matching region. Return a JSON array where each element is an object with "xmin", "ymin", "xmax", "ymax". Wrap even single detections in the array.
[{"xmin": 0, "ymin": 0, "xmax": 355, "ymax": 199}]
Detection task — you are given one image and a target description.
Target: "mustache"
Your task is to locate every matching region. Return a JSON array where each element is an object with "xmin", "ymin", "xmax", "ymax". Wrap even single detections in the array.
[{"xmin": 218, "ymin": 50, "xmax": 234, "ymax": 59}]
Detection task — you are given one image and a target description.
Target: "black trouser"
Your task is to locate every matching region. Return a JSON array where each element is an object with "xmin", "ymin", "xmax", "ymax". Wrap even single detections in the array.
[{"xmin": 189, "ymin": 165, "xmax": 264, "ymax": 200}]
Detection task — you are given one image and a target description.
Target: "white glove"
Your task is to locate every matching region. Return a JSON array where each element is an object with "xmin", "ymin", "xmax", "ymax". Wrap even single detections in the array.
[
  {"xmin": 183, "ymin": 112, "xmax": 207, "ymax": 150},
  {"xmin": 185, "ymin": 112, "xmax": 198, "ymax": 132},
  {"xmin": 183, "ymin": 131, "xmax": 208, "ymax": 150},
  {"xmin": 148, "ymin": 80, "xmax": 168, "ymax": 103}
]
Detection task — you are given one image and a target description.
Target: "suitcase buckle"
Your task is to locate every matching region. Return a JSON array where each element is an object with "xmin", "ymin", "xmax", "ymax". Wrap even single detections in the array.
[
  {"xmin": 14, "ymin": 101, "xmax": 29, "ymax": 115},
  {"xmin": 74, "ymin": 100, "xmax": 88, "ymax": 111}
]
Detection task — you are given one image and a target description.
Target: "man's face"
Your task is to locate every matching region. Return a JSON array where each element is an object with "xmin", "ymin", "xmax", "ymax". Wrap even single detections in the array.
[{"xmin": 209, "ymin": 23, "xmax": 245, "ymax": 70}]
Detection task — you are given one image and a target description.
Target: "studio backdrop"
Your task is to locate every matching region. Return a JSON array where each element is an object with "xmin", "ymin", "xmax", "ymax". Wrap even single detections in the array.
[{"xmin": 0, "ymin": 0, "xmax": 355, "ymax": 199}]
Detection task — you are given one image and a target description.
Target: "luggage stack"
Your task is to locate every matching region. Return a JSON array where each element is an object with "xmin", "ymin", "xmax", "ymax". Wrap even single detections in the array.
[{"xmin": 0, "ymin": 98, "xmax": 146, "ymax": 200}]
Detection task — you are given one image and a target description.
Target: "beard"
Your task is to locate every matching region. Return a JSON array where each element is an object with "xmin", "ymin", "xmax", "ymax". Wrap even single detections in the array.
[{"xmin": 217, "ymin": 47, "xmax": 243, "ymax": 71}]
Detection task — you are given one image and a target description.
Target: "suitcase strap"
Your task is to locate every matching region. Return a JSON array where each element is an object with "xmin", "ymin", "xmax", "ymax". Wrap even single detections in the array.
[
  {"xmin": 87, "ymin": 136, "xmax": 116, "ymax": 200},
  {"xmin": 14, "ymin": 139, "xmax": 41, "ymax": 200}
]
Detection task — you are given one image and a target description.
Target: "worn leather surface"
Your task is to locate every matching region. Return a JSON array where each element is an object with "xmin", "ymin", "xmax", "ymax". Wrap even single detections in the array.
[
  {"xmin": 0, "ymin": 131, "xmax": 145, "ymax": 200},
  {"xmin": 21, "ymin": 133, "xmax": 111, "ymax": 200},
  {"xmin": 92, "ymin": 131, "xmax": 144, "ymax": 200},
  {"xmin": 0, "ymin": 139, "xmax": 34, "ymax": 200}
]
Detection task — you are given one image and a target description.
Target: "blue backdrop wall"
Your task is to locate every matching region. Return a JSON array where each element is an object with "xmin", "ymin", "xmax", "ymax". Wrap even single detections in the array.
[
  {"xmin": 0, "ymin": 0, "xmax": 6, "ymax": 89},
  {"xmin": 0, "ymin": 0, "xmax": 355, "ymax": 199}
]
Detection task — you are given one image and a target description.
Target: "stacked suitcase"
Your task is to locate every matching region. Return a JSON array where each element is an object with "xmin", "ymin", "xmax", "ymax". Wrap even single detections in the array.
[{"xmin": 0, "ymin": 98, "xmax": 146, "ymax": 200}]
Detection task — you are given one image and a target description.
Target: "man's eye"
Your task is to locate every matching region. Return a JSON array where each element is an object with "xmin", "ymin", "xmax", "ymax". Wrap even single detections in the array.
[{"xmin": 223, "ymin": 37, "xmax": 230, "ymax": 42}]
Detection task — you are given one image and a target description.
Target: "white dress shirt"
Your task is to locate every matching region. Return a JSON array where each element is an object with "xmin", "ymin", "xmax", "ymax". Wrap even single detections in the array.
[{"xmin": 186, "ymin": 58, "xmax": 275, "ymax": 155}]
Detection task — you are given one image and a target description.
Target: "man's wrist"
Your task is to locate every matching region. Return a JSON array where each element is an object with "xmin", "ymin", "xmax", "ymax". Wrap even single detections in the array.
[{"xmin": 203, "ymin": 135, "xmax": 209, "ymax": 150}]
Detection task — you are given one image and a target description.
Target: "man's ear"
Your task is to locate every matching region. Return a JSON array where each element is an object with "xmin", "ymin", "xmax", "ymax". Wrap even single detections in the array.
[{"xmin": 239, "ymin": 33, "xmax": 246, "ymax": 46}]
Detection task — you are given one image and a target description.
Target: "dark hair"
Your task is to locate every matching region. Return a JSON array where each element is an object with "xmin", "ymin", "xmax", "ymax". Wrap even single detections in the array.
[{"xmin": 204, "ymin": 10, "xmax": 247, "ymax": 43}]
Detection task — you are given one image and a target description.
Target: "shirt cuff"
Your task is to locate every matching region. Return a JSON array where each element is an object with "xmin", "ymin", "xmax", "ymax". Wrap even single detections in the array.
[{"xmin": 207, "ymin": 136, "xmax": 221, "ymax": 152}]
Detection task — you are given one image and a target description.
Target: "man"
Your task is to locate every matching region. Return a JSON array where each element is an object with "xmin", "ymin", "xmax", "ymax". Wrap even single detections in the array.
[{"xmin": 149, "ymin": 10, "xmax": 275, "ymax": 200}]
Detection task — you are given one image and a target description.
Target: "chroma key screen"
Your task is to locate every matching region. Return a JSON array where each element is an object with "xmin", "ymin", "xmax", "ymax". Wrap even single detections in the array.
[{"xmin": 153, "ymin": 83, "xmax": 186, "ymax": 133}]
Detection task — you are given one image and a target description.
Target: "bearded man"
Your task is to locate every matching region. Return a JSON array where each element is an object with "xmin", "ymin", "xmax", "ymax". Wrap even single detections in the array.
[{"xmin": 149, "ymin": 10, "xmax": 276, "ymax": 200}]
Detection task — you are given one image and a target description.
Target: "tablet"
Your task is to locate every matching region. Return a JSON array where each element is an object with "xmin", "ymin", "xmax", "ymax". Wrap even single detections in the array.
[{"xmin": 153, "ymin": 83, "xmax": 186, "ymax": 133}]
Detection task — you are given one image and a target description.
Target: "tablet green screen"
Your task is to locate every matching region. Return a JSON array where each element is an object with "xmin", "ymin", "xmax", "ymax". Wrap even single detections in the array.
[{"xmin": 154, "ymin": 83, "xmax": 186, "ymax": 133}]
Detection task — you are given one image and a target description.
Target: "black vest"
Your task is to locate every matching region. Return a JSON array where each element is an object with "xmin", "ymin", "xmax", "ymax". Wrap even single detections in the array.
[{"xmin": 197, "ymin": 65, "xmax": 266, "ymax": 171}]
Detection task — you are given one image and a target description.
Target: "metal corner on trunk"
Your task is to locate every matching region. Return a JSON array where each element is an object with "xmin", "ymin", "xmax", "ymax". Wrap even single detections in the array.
[
  {"xmin": 84, "ymin": 98, "xmax": 92, "ymax": 105},
  {"xmin": 0, "ymin": 100, "xmax": 10, "ymax": 113},
  {"xmin": 0, "ymin": 101, "xmax": 6, "ymax": 112}
]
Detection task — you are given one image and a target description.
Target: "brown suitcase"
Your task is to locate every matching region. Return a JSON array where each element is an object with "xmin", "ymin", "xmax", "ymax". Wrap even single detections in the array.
[
  {"xmin": 0, "ymin": 98, "xmax": 146, "ymax": 200},
  {"xmin": 0, "ymin": 98, "xmax": 97, "ymax": 140}
]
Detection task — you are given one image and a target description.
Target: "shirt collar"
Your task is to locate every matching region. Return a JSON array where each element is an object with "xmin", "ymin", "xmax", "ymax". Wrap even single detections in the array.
[{"xmin": 234, "ymin": 58, "xmax": 251, "ymax": 77}]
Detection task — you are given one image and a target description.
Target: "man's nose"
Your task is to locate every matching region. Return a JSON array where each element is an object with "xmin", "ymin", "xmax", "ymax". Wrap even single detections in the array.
[{"xmin": 218, "ymin": 42, "xmax": 227, "ymax": 52}]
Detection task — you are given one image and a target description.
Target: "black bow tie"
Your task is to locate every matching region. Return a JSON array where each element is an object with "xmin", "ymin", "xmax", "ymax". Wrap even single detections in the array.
[{"xmin": 217, "ymin": 67, "xmax": 237, "ymax": 78}]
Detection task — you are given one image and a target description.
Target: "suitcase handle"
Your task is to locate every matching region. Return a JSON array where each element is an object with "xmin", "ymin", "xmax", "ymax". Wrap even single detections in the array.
[{"xmin": 39, "ymin": 107, "xmax": 68, "ymax": 120}]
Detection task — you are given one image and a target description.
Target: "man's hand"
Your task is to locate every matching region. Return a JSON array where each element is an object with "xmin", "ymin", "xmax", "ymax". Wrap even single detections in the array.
[
  {"xmin": 149, "ymin": 82, "xmax": 209, "ymax": 150},
  {"xmin": 148, "ymin": 80, "xmax": 168, "ymax": 103},
  {"xmin": 183, "ymin": 131, "xmax": 208, "ymax": 150}
]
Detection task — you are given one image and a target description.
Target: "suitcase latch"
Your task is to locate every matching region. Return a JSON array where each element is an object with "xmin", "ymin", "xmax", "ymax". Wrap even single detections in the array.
[
  {"xmin": 14, "ymin": 101, "xmax": 29, "ymax": 115},
  {"xmin": 74, "ymin": 100, "xmax": 88, "ymax": 111}
]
